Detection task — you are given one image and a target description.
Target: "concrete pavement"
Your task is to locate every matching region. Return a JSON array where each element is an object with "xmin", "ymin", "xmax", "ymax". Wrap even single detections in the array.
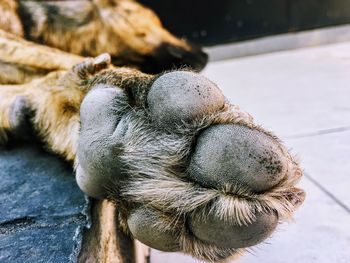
[{"xmin": 152, "ymin": 41, "xmax": 350, "ymax": 262}]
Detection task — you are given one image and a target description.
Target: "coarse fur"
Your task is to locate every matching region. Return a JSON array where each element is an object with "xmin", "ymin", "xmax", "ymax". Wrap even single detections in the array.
[
  {"xmin": 0, "ymin": 46, "xmax": 153, "ymax": 161},
  {"xmin": 0, "ymin": 0, "xmax": 208, "ymax": 74},
  {"xmin": 104, "ymin": 104, "xmax": 304, "ymax": 262},
  {"xmin": 76, "ymin": 62, "xmax": 303, "ymax": 261},
  {"xmin": 0, "ymin": 23, "xmax": 305, "ymax": 263},
  {"xmin": 0, "ymin": 29, "xmax": 84, "ymax": 84}
]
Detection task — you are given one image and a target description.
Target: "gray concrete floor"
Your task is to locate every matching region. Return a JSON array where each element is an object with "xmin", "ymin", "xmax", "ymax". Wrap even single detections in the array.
[{"xmin": 151, "ymin": 41, "xmax": 350, "ymax": 262}]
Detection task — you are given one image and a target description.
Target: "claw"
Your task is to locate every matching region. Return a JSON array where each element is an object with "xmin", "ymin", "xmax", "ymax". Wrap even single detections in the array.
[
  {"xmin": 69, "ymin": 53, "xmax": 112, "ymax": 82},
  {"xmin": 93, "ymin": 53, "xmax": 111, "ymax": 69}
]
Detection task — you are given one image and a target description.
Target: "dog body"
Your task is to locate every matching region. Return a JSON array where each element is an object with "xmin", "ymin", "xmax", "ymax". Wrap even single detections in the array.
[
  {"xmin": 1, "ymin": 0, "xmax": 207, "ymax": 74},
  {"xmin": 0, "ymin": 2, "xmax": 305, "ymax": 262}
]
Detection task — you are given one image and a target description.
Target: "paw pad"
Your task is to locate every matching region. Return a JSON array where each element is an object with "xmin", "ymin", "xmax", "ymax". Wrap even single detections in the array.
[
  {"xmin": 77, "ymin": 70, "xmax": 305, "ymax": 262},
  {"xmin": 189, "ymin": 124, "xmax": 289, "ymax": 193},
  {"xmin": 148, "ymin": 71, "xmax": 225, "ymax": 128},
  {"xmin": 188, "ymin": 210, "xmax": 278, "ymax": 248}
]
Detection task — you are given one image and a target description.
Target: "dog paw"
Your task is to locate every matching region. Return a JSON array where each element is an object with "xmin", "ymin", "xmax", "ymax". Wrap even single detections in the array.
[
  {"xmin": 0, "ymin": 128, "xmax": 7, "ymax": 146},
  {"xmin": 76, "ymin": 71, "xmax": 305, "ymax": 262},
  {"xmin": 0, "ymin": 96, "xmax": 33, "ymax": 145},
  {"xmin": 74, "ymin": 53, "xmax": 111, "ymax": 77},
  {"xmin": 60, "ymin": 53, "xmax": 112, "ymax": 88},
  {"xmin": 8, "ymin": 96, "xmax": 32, "ymax": 138}
]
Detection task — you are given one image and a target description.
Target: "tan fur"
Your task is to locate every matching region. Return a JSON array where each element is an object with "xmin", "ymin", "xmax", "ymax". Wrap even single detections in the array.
[
  {"xmin": 0, "ymin": 0, "xmax": 23, "ymax": 36},
  {"xmin": 0, "ymin": 29, "xmax": 83, "ymax": 84},
  {"xmin": 78, "ymin": 200, "xmax": 136, "ymax": 263},
  {"xmin": 0, "ymin": 35, "xmax": 153, "ymax": 261},
  {"xmin": 0, "ymin": 27, "xmax": 304, "ymax": 263},
  {"xmin": 2, "ymin": 0, "xmax": 185, "ymax": 53},
  {"xmin": 0, "ymin": 35, "xmax": 153, "ymax": 161},
  {"xmin": 1, "ymin": 0, "xmax": 204, "ymax": 73},
  {"xmin": 0, "ymin": 29, "xmax": 83, "ymax": 70},
  {"xmin": 109, "ymin": 104, "xmax": 304, "ymax": 261}
]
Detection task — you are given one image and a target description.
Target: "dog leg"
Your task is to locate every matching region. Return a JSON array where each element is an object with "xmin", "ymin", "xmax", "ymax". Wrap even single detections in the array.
[
  {"xmin": 0, "ymin": 53, "xmax": 110, "ymax": 161},
  {"xmin": 0, "ymin": 29, "xmax": 83, "ymax": 84}
]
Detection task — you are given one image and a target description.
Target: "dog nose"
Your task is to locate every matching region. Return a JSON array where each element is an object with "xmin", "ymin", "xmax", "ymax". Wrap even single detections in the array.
[
  {"xmin": 166, "ymin": 44, "xmax": 208, "ymax": 72},
  {"xmin": 136, "ymin": 42, "xmax": 208, "ymax": 74}
]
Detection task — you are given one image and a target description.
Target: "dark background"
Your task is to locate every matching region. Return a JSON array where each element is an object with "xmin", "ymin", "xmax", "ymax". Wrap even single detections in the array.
[{"xmin": 139, "ymin": 0, "xmax": 350, "ymax": 46}]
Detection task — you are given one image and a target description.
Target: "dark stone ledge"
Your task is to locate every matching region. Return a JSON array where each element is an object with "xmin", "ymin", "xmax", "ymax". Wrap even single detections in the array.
[{"xmin": 0, "ymin": 142, "xmax": 89, "ymax": 263}]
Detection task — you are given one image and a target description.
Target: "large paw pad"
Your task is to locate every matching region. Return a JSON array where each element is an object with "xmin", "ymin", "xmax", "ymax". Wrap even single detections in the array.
[
  {"xmin": 148, "ymin": 71, "xmax": 225, "ymax": 128},
  {"xmin": 77, "ymin": 71, "xmax": 305, "ymax": 262},
  {"xmin": 189, "ymin": 124, "xmax": 290, "ymax": 193}
]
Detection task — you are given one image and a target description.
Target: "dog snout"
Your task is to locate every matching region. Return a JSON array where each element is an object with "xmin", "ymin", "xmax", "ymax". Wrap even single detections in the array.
[
  {"xmin": 166, "ymin": 44, "xmax": 208, "ymax": 72},
  {"xmin": 134, "ymin": 43, "xmax": 207, "ymax": 74}
]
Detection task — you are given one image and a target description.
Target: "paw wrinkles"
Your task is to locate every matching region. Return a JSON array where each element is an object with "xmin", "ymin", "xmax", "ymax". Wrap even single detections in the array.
[{"xmin": 76, "ymin": 70, "xmax": 305, "ymax": 262}]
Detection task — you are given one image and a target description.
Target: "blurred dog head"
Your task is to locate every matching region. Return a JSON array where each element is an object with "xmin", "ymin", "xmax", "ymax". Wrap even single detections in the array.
[
  {"xmin": 14, "ymin": 0, "xmax": 207, "ymax": 73},
  {"xmin": 93, "ymin": 0, "xmax": 207, "ymax": 73},
  {"xmin": 93, "ymin": 0, "xmax": 208, "ymax": 73}
]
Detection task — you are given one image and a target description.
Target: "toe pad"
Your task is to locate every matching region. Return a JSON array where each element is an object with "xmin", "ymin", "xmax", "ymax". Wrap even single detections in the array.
[
  {"xmin": 148, "ymin": 71, "xmax": 225, "ymax": 128},
  {"xmin": 188, "ymin": 211, "xmax": 278, "ymax": 248},
  {"xmin": 189, "ymin": 124, "xmax": 289, "ymax": 192}
]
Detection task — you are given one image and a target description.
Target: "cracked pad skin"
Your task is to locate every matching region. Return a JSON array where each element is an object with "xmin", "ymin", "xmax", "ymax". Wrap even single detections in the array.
[{"xmin": 76, "ymin": 71, "xmax": 305, "ymax": 262}]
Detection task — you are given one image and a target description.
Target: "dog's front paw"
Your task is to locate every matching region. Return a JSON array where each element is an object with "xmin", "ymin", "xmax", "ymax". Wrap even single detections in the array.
[
  {"xmin": 0, "ymin": 95, "xmax": 33, "ymax": 146},
  {"xmin": 76, "ymin": 71, "xmax": 305, "ymax": 262},
  {"xmin": 59, "ymin": 53, "xmax": 112, "ymax": 89}
]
